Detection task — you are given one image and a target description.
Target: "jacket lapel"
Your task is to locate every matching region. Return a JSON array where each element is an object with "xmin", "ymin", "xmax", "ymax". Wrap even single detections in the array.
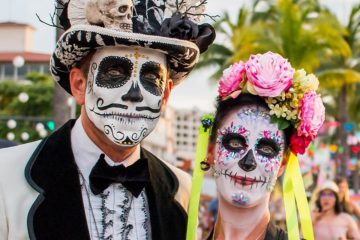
[
  {"xmin": 25, "ymin": 120, "xmax": 90, "ymax": 240},
  {"xmin": 142, "ymin": 148, "xmax": 188, "ymax": 240},
  {"xmin": 25, "ymin": 120, "xmax": 187, "ymax": 240}
]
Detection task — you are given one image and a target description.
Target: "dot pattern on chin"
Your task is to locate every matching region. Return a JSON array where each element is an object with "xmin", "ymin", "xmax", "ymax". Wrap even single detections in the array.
[
  {"xmin": 231, "ymin": 192, "xmax": 250, "ymax": 206},
  {"xmin": 216, "ymin": 122, "xmax": 249, "ymax": 166}
]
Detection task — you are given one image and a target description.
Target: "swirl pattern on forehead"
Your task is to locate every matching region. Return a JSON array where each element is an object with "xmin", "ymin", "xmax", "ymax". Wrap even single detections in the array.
[{"xmin": 235, "ymin": 105, "xmax": 271, "ymax": 122}]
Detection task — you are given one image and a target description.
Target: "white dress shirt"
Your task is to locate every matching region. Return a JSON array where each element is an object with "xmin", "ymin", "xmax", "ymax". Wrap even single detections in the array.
[{"xmin": 71, "ymin": 118, "xmax": 152, "ymax": 240}]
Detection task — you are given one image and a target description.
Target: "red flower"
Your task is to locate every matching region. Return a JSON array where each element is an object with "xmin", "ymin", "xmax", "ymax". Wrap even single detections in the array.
[{"xmin": 290, "ymin": 134, "xmax": 312, "ymax": 155}]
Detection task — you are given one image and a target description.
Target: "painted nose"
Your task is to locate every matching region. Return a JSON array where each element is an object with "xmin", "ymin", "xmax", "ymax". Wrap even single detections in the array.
[
  {"xmin": 122, "ymin": 82, "xmax": 143, "ymax": 102},
  {"xmin": 238, "ymin": 149, "xmax": 257, "ymax": 172}
]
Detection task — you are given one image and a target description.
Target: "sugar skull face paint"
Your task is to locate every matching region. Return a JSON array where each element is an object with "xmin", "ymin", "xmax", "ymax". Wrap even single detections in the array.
[
  {"xmin": 85, "ymin": 46, "xmax": 167, "ymax": 146},
  {"xmin": 214, "ymin": 105, "xmax": 286, "ymax": 207}
]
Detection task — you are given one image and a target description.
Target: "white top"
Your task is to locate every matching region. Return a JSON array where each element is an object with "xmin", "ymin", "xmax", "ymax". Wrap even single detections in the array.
[{"xmin": 71, "ymin": 118, "xmax": 151, "ymax": 240}]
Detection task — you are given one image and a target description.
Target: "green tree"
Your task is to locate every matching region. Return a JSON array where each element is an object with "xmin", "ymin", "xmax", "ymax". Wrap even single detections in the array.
[
  {"xmin": 0, "ymin": 73, "xmax": 54, "ymax": 143},
  {"xmin": 316, "ymin": 4, "xmax": 360, "ymax": 179},
  {"xmin": 198, "ymin": 0, "xmax": 350, "ymax": 80}
]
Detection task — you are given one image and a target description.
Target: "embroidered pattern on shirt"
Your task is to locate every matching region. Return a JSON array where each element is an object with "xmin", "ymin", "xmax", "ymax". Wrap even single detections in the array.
[
  {"xmin": 100, "ymin": 191, "xmax": 115, "ymax": 240},
  {"xmin": 141, "ymin": 192, "xmax": 151, "ymax": 239},
  {"xmin": 119, "ymin": 186, "xmax": 133, "ymax": 239}
]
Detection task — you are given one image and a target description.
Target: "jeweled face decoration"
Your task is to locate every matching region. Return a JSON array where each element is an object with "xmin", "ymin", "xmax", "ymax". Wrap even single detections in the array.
[
  {"xmin": 214, "ymin": 105, "xmax": 286, "ymax": 207},
  {"xmin": 85, "ymin": 46, "xmax": 167, "ymax": 146}
]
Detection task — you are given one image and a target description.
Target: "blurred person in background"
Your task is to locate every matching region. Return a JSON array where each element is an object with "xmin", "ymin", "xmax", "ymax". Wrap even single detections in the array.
[
  {"xmin": 336, "ymin": 177, "xmax": 360, "ymax": 222},
  {"xmin": 312, "ymin": 180, "xmax": 360, "ymax": 240}
]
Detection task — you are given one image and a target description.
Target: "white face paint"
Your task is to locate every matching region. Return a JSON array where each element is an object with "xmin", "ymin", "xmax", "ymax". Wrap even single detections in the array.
[
  {"xmin": 214, "ymin": 105, "xmax": 286, "ymax": 207},
  {"xmin": 85, "ymin": 46, "xmax": 168, "ymax": 146}
]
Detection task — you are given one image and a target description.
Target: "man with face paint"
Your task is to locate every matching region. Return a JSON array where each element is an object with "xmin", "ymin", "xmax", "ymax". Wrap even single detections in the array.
[
  {"xmin": 205, "ymin": 52, "xmax": 325, "ymax": 239},
  {"xmin": 0, "ymin": 0, "xmax": 215, "ymax": 239}
]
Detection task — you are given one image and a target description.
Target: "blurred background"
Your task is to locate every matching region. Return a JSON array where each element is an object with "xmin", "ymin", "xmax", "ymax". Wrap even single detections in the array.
[{"xmin": 1, "ymin": 0, "xmax": 360, "ymax": 238}]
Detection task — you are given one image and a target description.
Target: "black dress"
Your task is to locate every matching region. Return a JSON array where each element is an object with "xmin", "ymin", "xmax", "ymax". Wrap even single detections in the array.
[{"xmin": 207, "ymin": 222, "xmax": 288, "ymax": 240}]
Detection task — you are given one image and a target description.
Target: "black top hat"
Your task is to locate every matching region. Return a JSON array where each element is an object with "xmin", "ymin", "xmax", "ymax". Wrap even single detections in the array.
[{"xmin": 50, "ymin": 0, "xmax": 216, "ymax": 94}]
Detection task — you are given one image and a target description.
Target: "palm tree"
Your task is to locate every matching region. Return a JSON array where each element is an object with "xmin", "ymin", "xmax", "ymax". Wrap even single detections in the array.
[
  {"xmin": 316, "ymin": 3, "xmax": 360, "ymax": 181},
  {"xmin": 197, "ymin": 0, "xmax": 350, "ymax": 80}
]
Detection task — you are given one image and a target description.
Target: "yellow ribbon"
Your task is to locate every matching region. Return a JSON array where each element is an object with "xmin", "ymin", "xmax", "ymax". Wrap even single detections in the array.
[
  {"xmin": 186, "ymin": 115, "xmax": 214, "ymax": 240},
  {"xmin": 283, "ymin": 152, "xmax": 314, "ymax": 240}
]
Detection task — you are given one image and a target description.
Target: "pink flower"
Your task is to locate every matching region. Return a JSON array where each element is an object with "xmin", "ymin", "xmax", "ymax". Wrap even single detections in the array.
[
  {"xmin": 290, "ymin": 134, "xmax": 312, "ymax": 155},
  {"xmin": 298, "ymin": 91, "xmax": 325, "ymax": 138},
  {"xmin": 245, "ymin": 52, "xmax": 294, "ymax": 97},
  {"xmin": 218, "ymin": 62, "xmax": 246, "ymax": 99}
]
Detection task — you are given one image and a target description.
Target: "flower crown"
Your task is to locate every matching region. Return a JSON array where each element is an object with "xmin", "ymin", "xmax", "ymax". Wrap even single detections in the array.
[{"xmin": 218, "ymin": 51, "xmax": 325, "ymax": 154}]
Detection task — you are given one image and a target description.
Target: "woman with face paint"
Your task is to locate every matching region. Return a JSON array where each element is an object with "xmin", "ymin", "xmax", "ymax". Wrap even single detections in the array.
[
  {"xmin": 0, "ymin": 0, "xmax": 216, "ymax": 239},
  {"xmin": 203, "ymin": 52, "xmax": 325, "ymax": 240},
  {"xmin": 313, "ymin": 181, "xmax": 360, "ymax": 240}
]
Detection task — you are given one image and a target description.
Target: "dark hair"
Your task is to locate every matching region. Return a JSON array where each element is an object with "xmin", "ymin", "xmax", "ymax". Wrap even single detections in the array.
[
  {"xmin": 335, "ymin": 177, "xmax": 348, "ymax": 185},
  {"xmin": 315, "ymin": 190, "xmax": 342, "ymax": 214},
  {"xmin": 75, "ymin": 51, "xmax": 96, "ymax": 78},
  {"xmin": 210, "ymin": 93, "xmax": 294, "ymax": 149}
]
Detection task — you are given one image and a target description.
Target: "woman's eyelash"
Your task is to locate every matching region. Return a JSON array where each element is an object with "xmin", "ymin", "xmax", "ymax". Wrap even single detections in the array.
[
  {"xmin": 257, "ymin": 139, "xmax": 280, "ymax": 153},
  {"xmin": 221, "ymin": 133, "xmax": 247, "ymax": 149}
]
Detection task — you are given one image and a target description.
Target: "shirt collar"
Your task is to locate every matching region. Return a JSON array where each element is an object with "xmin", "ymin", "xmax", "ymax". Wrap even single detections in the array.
[{"xmin": 71, "ymin": 117, "xmax": 141, "ymax": 179}]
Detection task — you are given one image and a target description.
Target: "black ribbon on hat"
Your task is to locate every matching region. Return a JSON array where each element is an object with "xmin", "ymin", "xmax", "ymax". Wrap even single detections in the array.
[
  {"xmin": 89, "ymin": 154, "xmax": 150, "ymax": 197},
  {"xmin": 160, "ymin": 14, "xmax": 216, "ymax": 54}
]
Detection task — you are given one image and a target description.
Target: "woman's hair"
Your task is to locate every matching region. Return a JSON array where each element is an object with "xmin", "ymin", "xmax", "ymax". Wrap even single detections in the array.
[
  {"xmin": 315, "ymin": 189, "xmax": 342, "ymax": 214},
  {"xmin": 210, "ymin": 93, "xmax": 294, "ymax": 149},
  {"xmin": 335, "ymin": 177, "xmax": 350, "ymax": 200}
]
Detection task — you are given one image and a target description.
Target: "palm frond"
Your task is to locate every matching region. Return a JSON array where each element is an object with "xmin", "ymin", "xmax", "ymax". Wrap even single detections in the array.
[{"xmin": 317, "ymin": 69, "xmax": 360, "ymax": 88}]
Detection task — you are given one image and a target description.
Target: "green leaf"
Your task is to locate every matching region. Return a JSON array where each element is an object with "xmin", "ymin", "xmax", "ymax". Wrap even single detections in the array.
[{"xmin": 270, "ymin": 115, "xmax": 291, "ymax": 130}]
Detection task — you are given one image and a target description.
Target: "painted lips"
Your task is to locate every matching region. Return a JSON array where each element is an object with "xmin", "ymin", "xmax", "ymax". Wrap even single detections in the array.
[
  {"xmin": 230, "ymin": 175, "xmax": 267, "ymax": 186},
  {"xmin": 219, "ymin": 169, "xmax": 268, "ymax": 188}
]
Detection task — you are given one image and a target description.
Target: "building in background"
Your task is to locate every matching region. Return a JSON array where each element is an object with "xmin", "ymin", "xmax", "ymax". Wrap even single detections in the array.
[
  {"xmin": 0, "ymin": 22, "xmax": 50, "ymax": 80},
  {"xmin": 173, "ymin": 107, "xmax": 206, "ymax": 165},
  {"xmin": 142, "ymin": 106, "xmax": 177, "ymax": 165},
  {"xmin": 142, "ymin": 106, "xmax": 207, "ymax": 171}
]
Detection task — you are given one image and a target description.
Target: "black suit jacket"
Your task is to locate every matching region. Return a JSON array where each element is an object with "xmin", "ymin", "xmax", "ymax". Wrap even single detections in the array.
[{"xmin": 25, "ymin": 120, "xmax": 188, "ymax": 240}]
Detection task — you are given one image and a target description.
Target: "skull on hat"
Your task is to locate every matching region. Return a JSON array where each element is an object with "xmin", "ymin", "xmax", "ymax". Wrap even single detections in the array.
[{"xmin": 86, "ymin": 0, "xmax": 134, "ymax": 32}]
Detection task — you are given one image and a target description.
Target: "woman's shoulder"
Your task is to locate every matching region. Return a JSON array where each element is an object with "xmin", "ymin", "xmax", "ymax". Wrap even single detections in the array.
[{"xmin": 338, "ymin": 212, "xmax": 356, "ymax": 222}]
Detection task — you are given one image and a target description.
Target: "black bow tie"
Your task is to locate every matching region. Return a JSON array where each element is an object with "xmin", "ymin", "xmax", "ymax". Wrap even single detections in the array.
[{"xmin": 89, "ymin": 154, "xmax": 150, "ymax": 197}]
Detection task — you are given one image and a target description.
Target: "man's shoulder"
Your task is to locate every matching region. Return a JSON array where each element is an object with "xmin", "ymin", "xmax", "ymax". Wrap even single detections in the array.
[
  {"xmin": 0, "ymin": 141, "xmax": 41, "ymax": 171},
  {"xmin": 160, "ymin": 160, "xmax": 191, "ymax": 187},
  {"xmin": 158, "ymin": 158, "xmax": 192, "ymax": 211}
]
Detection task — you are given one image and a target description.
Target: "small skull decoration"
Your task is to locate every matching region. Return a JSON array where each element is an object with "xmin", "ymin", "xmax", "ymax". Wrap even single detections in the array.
[{"xmin": 86, "ymin": 0, "xmax": 134, "ymax": 32}]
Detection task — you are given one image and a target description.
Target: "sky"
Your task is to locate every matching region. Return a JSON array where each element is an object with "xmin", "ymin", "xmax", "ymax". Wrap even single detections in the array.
[{"xmin": 0, "ymin": 0, "xmax": 358, "ymax": 112}]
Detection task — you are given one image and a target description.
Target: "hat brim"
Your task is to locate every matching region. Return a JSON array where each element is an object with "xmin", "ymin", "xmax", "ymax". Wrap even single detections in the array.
[{"xmin": 50, "ymin": 25, "xmax": 200, "ymax": 94}]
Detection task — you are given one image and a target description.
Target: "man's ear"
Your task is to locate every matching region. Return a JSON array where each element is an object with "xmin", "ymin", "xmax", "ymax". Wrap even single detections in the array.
[
  {"xmin": 277, "ymin": 150, "xmax": 290, "ymax": 177},
  {"xmin": 161, "ymin": 78, "xmax": 173, "ymax": 110},
  {"xmin": 69, "ymin": 68, "xmax": 87, "ymax": 105}
]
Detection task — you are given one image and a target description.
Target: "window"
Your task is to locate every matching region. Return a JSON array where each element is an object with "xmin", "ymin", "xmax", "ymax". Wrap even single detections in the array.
[{"xmin": 4, "ymin": 64, "xmax": 13, "ymax": 79}]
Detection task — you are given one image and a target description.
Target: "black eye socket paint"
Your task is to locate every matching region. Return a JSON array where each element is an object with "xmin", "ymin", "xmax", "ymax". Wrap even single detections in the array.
[
  {"xmin": 222, "ymin": 133, "xmax": 247, "ymax": 152},
  {"xmin": 96, "ymin": 56, "xmax": 133, "ymax": 88},
  {"xmin": 256, "ymin": 138, "xmax": 280, "ymax": 157},
  {"xmin": 140, "ymin": 61, "xmax": 166, "ymax": 96}
]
